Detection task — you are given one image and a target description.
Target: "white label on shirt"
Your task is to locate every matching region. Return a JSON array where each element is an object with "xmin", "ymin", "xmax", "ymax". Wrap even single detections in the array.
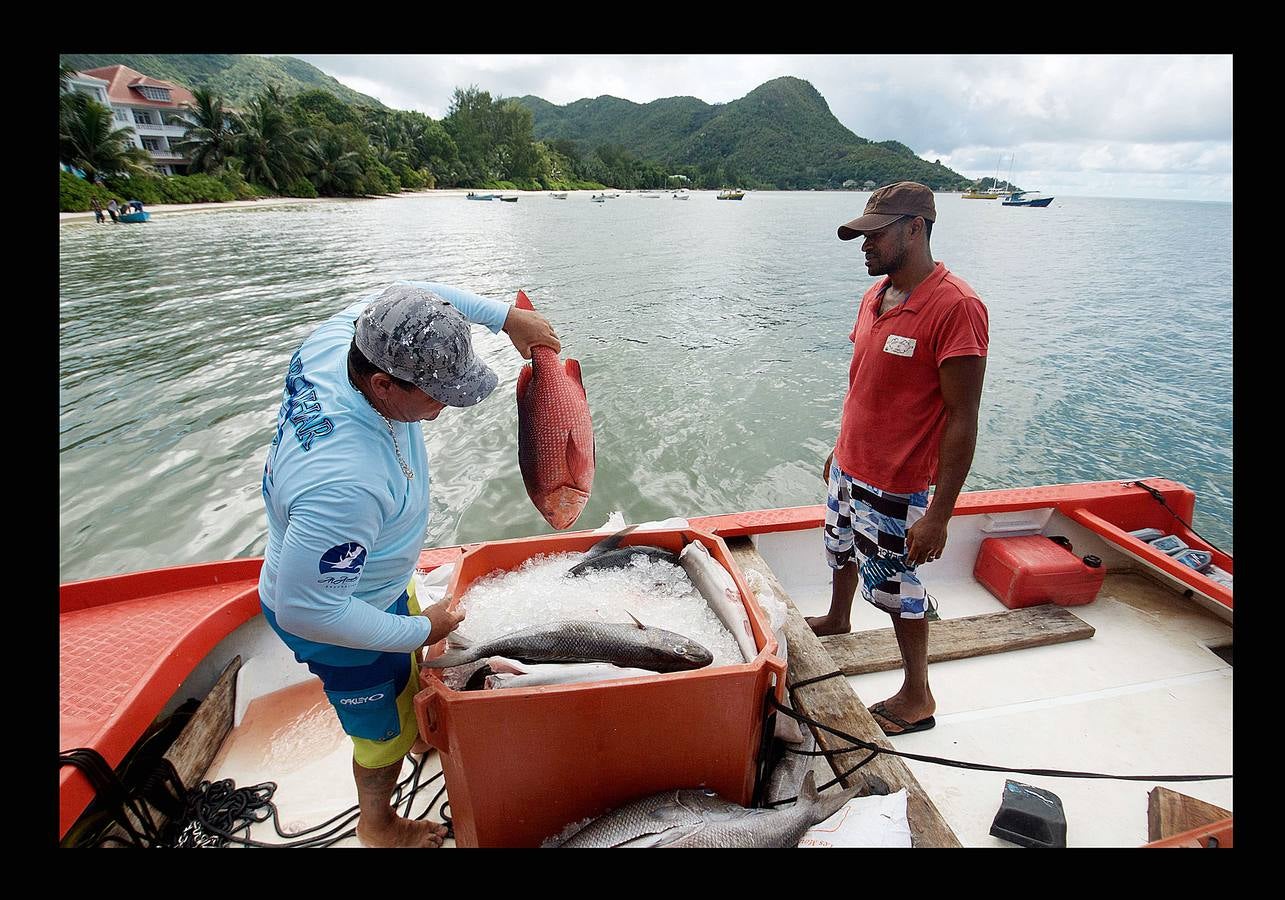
[{"xmin": 883, "ymin": 335, "xmax": 917, "ymax": 357}]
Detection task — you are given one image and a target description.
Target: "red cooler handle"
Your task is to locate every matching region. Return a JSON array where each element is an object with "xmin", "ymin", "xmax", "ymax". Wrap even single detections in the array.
[
  {"xmin": 420, "ymin": 690, "xmax": 450, "ymax": 750},
  {"xmin": 765, "ymin": 654, "xmax": 788, "ymax": 702}
]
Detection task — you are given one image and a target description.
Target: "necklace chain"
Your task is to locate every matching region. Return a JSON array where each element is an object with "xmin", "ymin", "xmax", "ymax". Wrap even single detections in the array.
[
  {"xmin": 382, "ymin": 415, "xmax": 415, "ymax": 481},
  {"xmin": 348, "ymin": 363, "xmax": 414, "ymax": 481}
]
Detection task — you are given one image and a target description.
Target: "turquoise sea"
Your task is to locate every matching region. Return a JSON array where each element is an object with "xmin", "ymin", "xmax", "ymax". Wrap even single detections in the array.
[{"xmin": 58, "ymin": 191, "xmax": 1233, "ymax": 581}]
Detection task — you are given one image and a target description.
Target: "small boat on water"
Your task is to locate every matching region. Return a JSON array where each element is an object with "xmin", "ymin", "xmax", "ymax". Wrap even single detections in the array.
[
  {"xmin": 1002, "ymin": 190, "xmax": 1055, "ymax": 207},
  {"xmin": 717, "ymin": 189, "xmax": 746, "ymax": 200},
  {"xmin": 499, "ymin": 195, "xmax": 518, "ymax": 203},
  {"xmin": 962, "ymin": 190, "xmax": 1000, "ymax": 200},
  {"xmin": 466, "ymin": 192, "xmax": 498, "ymax": 201},
  {"xmin": 59, "ymin": 478, "xmax": 1231, "ymax": 848},
  {"xmin": 550, "ymin": 192, "xmax": 568, "ymax": 200},
  {"xmin": 118, "ymin": 211, "xmax": 150, "ymax": 223},
  {"xmin": 591, "ymin": 194, "xmax": 606, "ymax": 203},
  {"xmin": 673, "ymin": 190, "xmax": 690, "ymax": 200}
]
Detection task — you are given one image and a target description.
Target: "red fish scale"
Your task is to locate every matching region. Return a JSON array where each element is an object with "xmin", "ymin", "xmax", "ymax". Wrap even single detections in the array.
[{"xmin": 519, "ymin": 344, "xmax": 594, "ymax": 491}]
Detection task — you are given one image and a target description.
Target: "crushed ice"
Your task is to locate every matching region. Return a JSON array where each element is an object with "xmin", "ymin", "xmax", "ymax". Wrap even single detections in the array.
[{"xmin": 454, "ymin": 550, "xmax": 746, "ymax": 670}]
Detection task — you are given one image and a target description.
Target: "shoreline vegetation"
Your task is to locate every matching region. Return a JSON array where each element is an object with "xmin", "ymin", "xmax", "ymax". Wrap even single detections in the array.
[{"xmin": 60, "ymin": 60, "xmax": 979, "ymax": 215}]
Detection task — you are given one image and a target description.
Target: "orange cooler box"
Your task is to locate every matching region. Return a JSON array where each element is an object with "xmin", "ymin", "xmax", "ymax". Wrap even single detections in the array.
[
  {"xmin": 974, "ymin": 535, "xmax": 1105, "ymax": 609},
  {"xmin": 413, "ymin": 526, "xmax": 787, "ymax": 848}
]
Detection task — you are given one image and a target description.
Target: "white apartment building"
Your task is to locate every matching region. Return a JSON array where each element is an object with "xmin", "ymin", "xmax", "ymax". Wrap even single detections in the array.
[{"xmin": 69, "ymin": 65, "xmax": 198, "ymax": 175}]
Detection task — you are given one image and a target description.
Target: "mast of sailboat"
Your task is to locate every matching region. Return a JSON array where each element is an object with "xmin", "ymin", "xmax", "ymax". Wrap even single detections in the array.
[{"xmin": 1005, "ymin": 154, "xmax": 1015, "ymax": 193}]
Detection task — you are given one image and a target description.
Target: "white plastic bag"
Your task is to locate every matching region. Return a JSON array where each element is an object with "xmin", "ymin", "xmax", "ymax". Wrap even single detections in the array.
[{"xmin": 798, "ymin": 789, "xmax": 913, "ymax": 848}]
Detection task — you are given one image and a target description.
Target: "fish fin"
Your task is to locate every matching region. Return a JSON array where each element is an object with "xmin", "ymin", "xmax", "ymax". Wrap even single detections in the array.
[
  {"xmin": 517, "ymin": 362, "xmax": 533, "ymax": 400},
  {"xmin": 585, "ymin": 524, "xmax": 637, "ymax": 559},
  {"xmin": 566, "ymin": 429, "xmax": 593, "ymax": 478},
  {"xmin": 565, "ymin": 358, "xmax": 587, "ymax": 400},
  {"xmin": 626, "ymin": 611, "xmax": 645, "ymax": 629},
  {"xmin": 800, "ymin": 770, "xmax": 818, "ymax": 804},
  {"xmin": 515, "ymin": 289, "xmax": 535, "ymax": 311}
]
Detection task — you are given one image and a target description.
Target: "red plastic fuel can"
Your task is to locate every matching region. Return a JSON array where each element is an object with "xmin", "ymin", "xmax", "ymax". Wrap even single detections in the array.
[{"xmin": 974, "ymin": 535, "xmax": 1105, "ymax": 609}]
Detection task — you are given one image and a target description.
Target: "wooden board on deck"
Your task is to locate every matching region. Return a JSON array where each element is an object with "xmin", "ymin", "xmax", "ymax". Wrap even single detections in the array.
[
  {"xmin": 726, "ymin": 537, "xmax": 962, "ymax": 848},
  {"xmin": 821, "ymin": 605, "xmax": 1095, "ymax": 675},
  {"xmin": 101, "ymin": 655, "xmax": 241, "ymax": 847},
  {"xmin": 1148, "ymin": 787, "xmax": 1232, "ymax": 842}
]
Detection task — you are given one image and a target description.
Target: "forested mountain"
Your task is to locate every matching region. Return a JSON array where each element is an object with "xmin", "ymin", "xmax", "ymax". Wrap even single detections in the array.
[
  {"xmin": 517, "ymin": 76, "xmax": 970, "ymax": 191},
  {"xmin": 58, "ymin": 54, "xmax": 385, "ymax": 109}
]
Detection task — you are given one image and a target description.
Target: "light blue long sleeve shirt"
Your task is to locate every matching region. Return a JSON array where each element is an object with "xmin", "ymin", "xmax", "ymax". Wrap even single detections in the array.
[{"xmin": 258, "ymin": 282, "xmax": 510, "ymax": 655}]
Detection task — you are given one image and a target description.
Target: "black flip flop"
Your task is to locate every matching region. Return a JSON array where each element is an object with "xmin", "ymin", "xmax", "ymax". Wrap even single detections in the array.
[{"xmin": 869, "ymin": 701, "xmax": 936, "ymax": 736}]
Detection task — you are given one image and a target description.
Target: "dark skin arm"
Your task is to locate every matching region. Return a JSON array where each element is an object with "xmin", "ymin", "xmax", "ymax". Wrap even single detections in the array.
[{"xmin": 904, "ymin": 354, "xmax": 986, "ymax": 567}]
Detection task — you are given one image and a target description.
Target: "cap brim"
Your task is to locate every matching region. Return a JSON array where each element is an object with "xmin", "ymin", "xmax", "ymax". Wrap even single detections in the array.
[
  {"xmin": 420, "ymin": 359, "xmax": 498, "ymax": 408},
  {"xmin": 837, "ymin": 213, "xmax": 905, "ymax": 241}
]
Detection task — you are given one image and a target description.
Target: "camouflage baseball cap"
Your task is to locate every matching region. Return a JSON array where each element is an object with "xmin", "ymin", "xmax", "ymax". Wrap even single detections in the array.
[{"xmin": 355, "ymin": 283, "xmax": 498, "ymax": 407}]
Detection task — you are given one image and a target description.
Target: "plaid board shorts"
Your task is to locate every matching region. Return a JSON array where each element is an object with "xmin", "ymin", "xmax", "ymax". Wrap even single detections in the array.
[{"xmin": 824, "ymin": 463, "xmax": 931, "ymax": 619}]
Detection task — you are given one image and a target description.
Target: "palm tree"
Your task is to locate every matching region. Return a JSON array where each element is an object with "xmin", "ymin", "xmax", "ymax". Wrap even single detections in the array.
[
  {"xmin": 60, "ymin": 97, "xmax": 151, "ymax": 183},
  {"xmin": 171, "ymin": 87, "xmax": 242, "ymax": 174},
  {"xmin": 303, "ymin": 130, "xmax": 365, "ymax": 196},
  {"xmin": 232, "ymin": 86, "xmax": 305, "ymax": 192}
]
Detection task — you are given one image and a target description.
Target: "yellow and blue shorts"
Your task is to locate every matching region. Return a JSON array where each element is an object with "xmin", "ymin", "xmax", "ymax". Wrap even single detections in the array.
[{"xmin": 262, "ymin": 579, "xmax": 424, "ymax": 769}]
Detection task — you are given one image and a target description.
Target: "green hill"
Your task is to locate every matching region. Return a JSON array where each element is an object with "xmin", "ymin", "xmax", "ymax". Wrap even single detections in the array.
[
  {"xmin": 518, "ymin": 76, "xmax": 970, "ymax": 191},
  {"xmin": 58, "ymin": 53, "xmax": 385, "ymax": 110}
]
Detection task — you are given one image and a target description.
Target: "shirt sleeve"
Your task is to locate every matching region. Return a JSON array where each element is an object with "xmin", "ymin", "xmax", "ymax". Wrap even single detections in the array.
[
  {"xmin": 934, "ymin": 296, "xmax": 990, "ymax": 365},
  {"xmin": 404, "ymin": 281, "xmax": 511, "ymax": 334},
  {"xmin": 271, "ymin": 482, "xmax": 431, "ymax": 653}
]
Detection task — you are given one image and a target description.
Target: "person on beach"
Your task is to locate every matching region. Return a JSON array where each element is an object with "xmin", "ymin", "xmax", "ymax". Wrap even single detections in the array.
[
  {"xmin": 807, "ymin": 182, "xmax": 988, "ymax": 737},
  {"xmin": 129, "ymin": 199, "xmax": 144, "ymax": 213},
  {"xmin": 257, "ymin": 281, "xmax": 559, "ymax": 848},
  {"xmin": 90, "ymin": 197, "xmax": 105, "ymax": 224},
  {"xmin": 105, "ymin": 198, "xmax": 119, "ymax": 223}
]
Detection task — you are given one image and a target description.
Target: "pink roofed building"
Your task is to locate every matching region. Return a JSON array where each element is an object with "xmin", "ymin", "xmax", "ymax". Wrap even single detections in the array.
[{"xmin": 70, "ymin": 65, "xmax": 199, "ymax": 175}]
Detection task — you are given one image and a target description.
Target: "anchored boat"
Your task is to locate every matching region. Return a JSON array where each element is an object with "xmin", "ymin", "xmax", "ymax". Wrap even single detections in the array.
[{"xmin": 59, "ymin": 478, "xmax": 1231, "ymax": 848}]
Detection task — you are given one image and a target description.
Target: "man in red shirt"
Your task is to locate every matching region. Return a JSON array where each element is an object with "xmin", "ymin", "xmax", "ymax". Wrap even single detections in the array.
[{"xmin": 807, "ymin": 182, "xmax": 988, "ymax": 736}]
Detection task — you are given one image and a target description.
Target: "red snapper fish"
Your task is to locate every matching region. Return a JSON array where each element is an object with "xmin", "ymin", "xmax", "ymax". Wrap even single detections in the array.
[{"xmin": 515, "ymin": 290, "xmax": 595, "ymax": 529}]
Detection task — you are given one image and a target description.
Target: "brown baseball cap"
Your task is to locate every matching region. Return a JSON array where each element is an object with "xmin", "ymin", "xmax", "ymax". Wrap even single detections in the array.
[{"xmin": 837, "ymin": 181, "xmax": 936, "ymax": 240}]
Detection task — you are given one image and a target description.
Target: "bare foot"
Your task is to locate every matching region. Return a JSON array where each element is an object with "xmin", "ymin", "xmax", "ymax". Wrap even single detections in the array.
[
  {"xmin": 357, "ymin": 815, "xmax": 449, "ymax": 848},
  {"xmin": 806, "ymin": 615, "xmax": 851, "ymax": 637}
]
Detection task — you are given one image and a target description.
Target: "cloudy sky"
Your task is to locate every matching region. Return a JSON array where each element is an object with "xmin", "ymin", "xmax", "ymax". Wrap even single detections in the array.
[{"xmin": 286, "ymin": 54, "xmax": 1232, "ymax": 202}]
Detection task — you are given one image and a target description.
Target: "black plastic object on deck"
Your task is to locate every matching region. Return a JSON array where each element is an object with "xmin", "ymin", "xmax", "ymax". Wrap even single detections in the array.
[{"xmin": 990, "ymin": 779, "xmax": 1068, "ymax": 848}]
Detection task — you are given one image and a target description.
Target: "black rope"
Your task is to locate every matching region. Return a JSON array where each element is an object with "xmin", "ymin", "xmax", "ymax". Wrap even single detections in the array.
[
  {"xmin": 769, "ymin": 693, "xmax": 1231, "ymax": 783},
  {"xmin": 1128, "ymin": 480, "xmax": 1228, "ymax": 557},
  {"xmin": 62, "ymin": 746, "xmax": 449, "ymax": 848}
]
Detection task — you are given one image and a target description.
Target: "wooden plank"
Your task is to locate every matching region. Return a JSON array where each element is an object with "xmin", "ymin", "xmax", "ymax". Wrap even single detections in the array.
[
  {"xmin": 102, "ymin": 655, "xmax": 241, "ymax": 847},
  {"xmin": 820, "ymin": 605, "xmax": 1095, "ymax": 675},
  {"xmin": 727, "ymin": 537, "xmax": 962, "ymax": 848},
  {"xmin": 1147, "ymin": 787, "xmax": 1232, "ymax": 842}
]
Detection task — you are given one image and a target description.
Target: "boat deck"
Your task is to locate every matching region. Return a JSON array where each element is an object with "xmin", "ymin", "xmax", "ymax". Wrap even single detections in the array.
[
  {"xmin": 755, "ymin": 528, "xmax": 1232, "ymax": 847},
  {"xmin": 198, "ymin": 516, "xmax": 1231, "ymax": 847}
]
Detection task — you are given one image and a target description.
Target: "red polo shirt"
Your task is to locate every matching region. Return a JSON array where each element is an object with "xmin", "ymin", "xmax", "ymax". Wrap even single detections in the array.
[{"xmin": 835, "ymin": 261, "xmax": 988, "ymax": 494}]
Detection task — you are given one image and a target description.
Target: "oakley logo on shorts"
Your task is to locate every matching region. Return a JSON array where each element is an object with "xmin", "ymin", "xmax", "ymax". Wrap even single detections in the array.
[{"xmin": 338, "ymin": 693, "xmax": 386, "ymax": 705}]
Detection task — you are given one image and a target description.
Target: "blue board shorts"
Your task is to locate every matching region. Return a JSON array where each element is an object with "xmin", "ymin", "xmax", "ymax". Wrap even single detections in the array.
[
  {"xmin": 824, "ymin": 463, "xmax": 931, "ymax": 619},
  {"xmin": 262, "ymin": 582, "xmax": 423, "ymax": 769}
]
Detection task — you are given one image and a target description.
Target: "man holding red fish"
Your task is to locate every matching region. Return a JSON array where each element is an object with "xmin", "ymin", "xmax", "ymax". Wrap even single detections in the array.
[{"xmin": 258, "ymin": 281, "xmax": 558, "ymax": 848}]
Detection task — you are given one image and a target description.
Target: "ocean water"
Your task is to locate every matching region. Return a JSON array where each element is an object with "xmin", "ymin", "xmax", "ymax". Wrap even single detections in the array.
[{"xmin": 58, "ymin": 191, "xmax": 1232, "ymax": 581}]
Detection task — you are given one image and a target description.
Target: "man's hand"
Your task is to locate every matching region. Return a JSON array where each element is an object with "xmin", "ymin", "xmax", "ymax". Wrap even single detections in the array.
[
  {"xmin": 503, "ymin": 305, "xmax": 561, "ymax": 359},
  {"xmin": 905, "ymin": 512, "xmax": 949, "ymax": 567},
  {"xmin": 821, "ymin": 450, "xmax": 834, "ymax": 483},
  {"xmin": 422, "ymin": 598, "xmax": 465, "ymax": 645}
]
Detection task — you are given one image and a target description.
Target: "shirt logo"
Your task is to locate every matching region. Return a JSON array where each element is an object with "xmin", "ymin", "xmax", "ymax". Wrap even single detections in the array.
[
  {"xmin": 320, "ymin": 542, "xmax": 367, "ymax": 575},
  {"xmin": 883, "ymin": 335, "xmax": 917, "ymax": 357}
]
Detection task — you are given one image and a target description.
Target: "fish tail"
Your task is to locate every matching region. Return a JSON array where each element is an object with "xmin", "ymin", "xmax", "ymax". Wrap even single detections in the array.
[
  {"xmin": 420, "ymin": 647, "xmax": 478, "ymax": 668},
  {"xmin": 802, "ymin": 770, "xmax": 864, "ymax": 822}
]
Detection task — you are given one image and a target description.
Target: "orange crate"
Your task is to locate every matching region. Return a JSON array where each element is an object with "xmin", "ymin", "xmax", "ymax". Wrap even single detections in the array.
[{"xmin": 413, "ymin": 526, "xmax": 787, "ymax": 847}]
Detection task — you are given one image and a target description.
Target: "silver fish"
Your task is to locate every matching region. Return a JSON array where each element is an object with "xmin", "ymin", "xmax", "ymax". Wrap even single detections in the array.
[
  {"xmin": 569, "ymin": 525, "xmax": 680, "ymax": 576},
  {"xmin": 550, "ymin": 771, "xmax": 862, "ymax": 848},
  {"xmin": 422, "ymin": 615, "xmax": 713, "ymax": 673}
]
